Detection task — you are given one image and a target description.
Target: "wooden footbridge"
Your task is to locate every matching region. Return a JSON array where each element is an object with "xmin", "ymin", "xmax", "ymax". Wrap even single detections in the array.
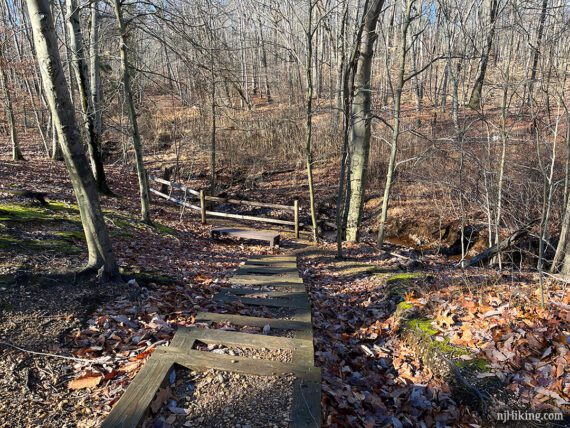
[{"xmin": 102, "ymin": 254, "xmax": 320, "ymax": 427}]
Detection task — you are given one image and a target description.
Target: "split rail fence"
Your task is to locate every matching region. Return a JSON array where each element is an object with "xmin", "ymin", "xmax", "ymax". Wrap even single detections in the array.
[{"xmin": 148, "ymin": 175, "xmax": 300, "ymax": 238}]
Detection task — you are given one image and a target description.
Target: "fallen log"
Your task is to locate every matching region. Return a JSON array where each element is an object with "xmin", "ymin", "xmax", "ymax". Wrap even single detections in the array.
[
  {"xmin": 468, "ymin": 219, "xmax": 540, "ymax": 267},
  {"xmin": 0, "ymin": 188, "xmax": 49, "ymax": 205},
  {"xmin": 250, "ymin": 168, "xmax": 295, "ymax": 180},
  {"xmin": 392, "ymin": 303, "xmax": 519, "ymax": 424}
]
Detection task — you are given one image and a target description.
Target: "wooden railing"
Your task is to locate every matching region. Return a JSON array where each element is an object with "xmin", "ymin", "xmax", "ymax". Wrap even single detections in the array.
[{"xmin": 148, "ymin": 175, "xmax": 300, "ymax": 238}]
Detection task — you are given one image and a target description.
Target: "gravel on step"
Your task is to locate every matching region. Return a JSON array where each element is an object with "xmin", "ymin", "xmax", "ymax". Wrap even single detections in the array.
[
  {"xmin": 143, "ymin": 368, "xmax": 295, "ymax": 428},
  {"xmin": 193, "ymin": 341, "xmax": 293, "ymax": 363}
]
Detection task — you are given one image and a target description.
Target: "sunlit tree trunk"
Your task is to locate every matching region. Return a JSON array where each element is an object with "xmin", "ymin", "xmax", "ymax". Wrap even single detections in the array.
[
  {"xmin": 305, "ymin": 0, "xmax": 319, "ymax": 242},
  {"xmin": 112, "ymin": 0, "xmax": 151, "ymax": 223},
  {"xmin": 66, "ymin": 0, "xmax": 112, "ymax": 195},
  {"xmin": 345, "ymin": 0, "xmax": 386, "ymax": 242},
  {"xmin": 377, "ymin": 0, "xmax": 414, "ymax": 247},
  {"xmin": 26, "ymin": 0, "xmax": 119, "ymax": 279},
  {"xmin": 0, "ymin": 58, "xmax": 23, "ymax": 161}
]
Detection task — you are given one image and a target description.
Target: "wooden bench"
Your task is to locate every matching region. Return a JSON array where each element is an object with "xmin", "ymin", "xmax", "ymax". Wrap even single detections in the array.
[{"xmin": 211, "ymin": 227, "xmax": 280, "ymax": 247}]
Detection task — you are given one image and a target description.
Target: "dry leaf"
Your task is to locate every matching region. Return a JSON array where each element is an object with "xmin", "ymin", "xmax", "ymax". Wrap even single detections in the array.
[{"xmin": 68, "ymin": 372, "xmax": 102, "ymax": 390}]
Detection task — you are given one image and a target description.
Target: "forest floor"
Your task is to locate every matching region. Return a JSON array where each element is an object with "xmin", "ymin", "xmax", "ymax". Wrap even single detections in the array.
[{"xmin": 0, "ymin": 152, "xmax": 568, "ymax": 427}]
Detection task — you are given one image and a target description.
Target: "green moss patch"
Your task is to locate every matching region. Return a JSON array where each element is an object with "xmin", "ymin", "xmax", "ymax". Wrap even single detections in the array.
[
  {"xmin": 0, "ymin": 233, "xmax": 81, "ymax": 254},
  {"xmin": 406, "ymin": 317, "xmax": 471, "ymax": 358},
  {"xmin": 387, "ymin": 272, "xmax": 423, "ymax": 283},
  {"xmin": 0, "ymin": 202, "xmax": 81, "ymax": 224},
  {"xmin": 54, "ymin": 230, "xmax": 85, "ymax": 241},
  {"xmin": 153, "ymin": 222, "xmax": 177, "ymax": 236},
  {"xmin": 397, "ymin": 301, "xmax": 415, "ymax": 311},
  {"xmin": 456, "ymin": 358, "xmax": 490, "ymax": 371},
  {"xmin": 0, "ymin": 204, "xmax": 54, "ymax": 222}
]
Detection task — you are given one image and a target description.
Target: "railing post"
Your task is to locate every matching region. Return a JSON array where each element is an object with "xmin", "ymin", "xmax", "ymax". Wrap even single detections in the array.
[
  {"xmin": 294, "ymin": 199, "xmax": 299, "ymax": 239},
  {"xmin": 200, "ymin": 190, "xmax": 207, "ymax": 224}
]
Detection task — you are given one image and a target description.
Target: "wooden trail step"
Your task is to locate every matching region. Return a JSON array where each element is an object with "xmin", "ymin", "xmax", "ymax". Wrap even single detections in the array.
[
  {"xmin": 237, "ymin": 265, "xmax": 299, "ymax": 275},
  {"xmin": 177, "ymin": 326, "xmax": 313, "ymax": 352},
  {"xmin": 211, "ymin": 228, "xmax": 280, "ymax": 247},
  {"xmin": 102, "ymin": 355, "xmax": 175, "ymax": 428},
  {"xmin": 230, "ymin": 281, "xmax": 306, "ymax": 291},
  {"xmin": 243, "ymin": 261, "xmax": 297, "ymax": 268},
  {"xmin": 195, "ymin": 312, "xmax": 312, "ymax": 331},
  {"xmin": 216, "ymin": 293, "xmax": 310, "ymax": 309},
  {"xmin": 231, "ymin": 274, "xmax": 304, "ymax": 284},
  {"xmin": 229, "ymin": 283, "xmax": 306, "ymax": 293},
  {"xmin": 102, "ymin": 254, "xmax": 320, "ymax": 428},
  {"xmin": 225, "ymin": 288, "xmax": 308, "ymax": 299},
  {"xmin": 248, "ymin": 255, "xmax": 297, "ymax": 262}
]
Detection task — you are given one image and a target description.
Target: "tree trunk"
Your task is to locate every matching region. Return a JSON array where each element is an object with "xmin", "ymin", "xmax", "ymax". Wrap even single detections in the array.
[
  {"xmin": 305, "ymin": 0, "xmax": 319, "ymax": 242},
  {"xmin": 377, "ymin": 0, "xmax": 414, "ymax": 247},
  {"xmin": 26, "ymin": 0, "xmax": 119, "ymax": 279},
  {"xmin": 112, "ymin": 0, "xmax": 151, "ymax": 223},
  {"xmin": 51, "ymin": 114, "xmax": 63, "ymax": 160},
  {"xmin": 0, "ymin": 59, "xmax": 24, "ymax": 161},
  {"xmin": 345, "ymin": 0, "xmax": 385, "ymax": 242},
  {"xmin": 467, "ymin": 0, "xmax": 499, "ymax": 110},
  {"xmin": 527, "ymin": 0, "xmax": 548, "ymax": 106},
  {"xmin": 552, "ymin": 112, "xmax": 570, "ymax": 272},
  {"xmin": 258, "ymin": 17, "xmax": 271, "ymax": 102},
  {"xmin": 90, "ymin": 1, "xmax": 103, "ymax": 166},
  {"xmin": 66, "ymin": 0, "xmax": 112, "ymax": 195}
]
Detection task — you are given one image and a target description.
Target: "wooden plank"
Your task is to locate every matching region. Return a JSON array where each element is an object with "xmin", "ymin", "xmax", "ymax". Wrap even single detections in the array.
[
  {"xmin": 206, "ymin": 210, "xmax": 297, "ymax": 226},
  {"xmin": 150, "ymin": 188, "xmax": 201, "ymax": 211},
  {"xmin": 231, "ymin": 275, "xmax": 303, "ymax": 284},
  {"xmin": 212, "ymin": 228, "xmax": 280, "ymax": 242},
  {"xmin": 204, "ymin": 194, "xmax": 294, "ymax": 211},
  {"xmin": 177, "ymin": 326, "xmax": 312, "ymax": 351},
  {"xmin": 148, "ymin": 175, "xmax": 200, "ymax": 196},
  {"xmin": 291, "ymin": 309, "xmax": 313, "ymax": 324},
  {"xmin": 247, "ymin": 255, "xmax": 297, "ymax": 263},
  {"xmin": 291, "ymin": 376, "xmax": 322, "ymax": 428},
  {"xmin": 158, "ymin": 348, "xmax": 321, "ymax": 379},
  {"xmin": 212, "ymin": 228, "xmax": 280, "ymax": 247},
  {"xmin": 102, "ymin": 355, "xmax": 174, "ymax": 428},
  {"xmin": 242, "ymin": 261, "xmax": 297, "ymax": 268},
  {"xmin": 226, "ymin": 288, "xmax": 307, "ymax": 299},
  {"xmin": 216, "ymin": 293, "xmax": 310, "ymax": 309},
  {"xmin": 237, "ymin": 265, "xmax": 299, "ymax": 275},
  {"xmin": 195, "ymin": 312, "xmax": 312, "ymax": 331},
  {"xmin": 230, "ymin": 284, "xmax": 306, "ymax": 293}
]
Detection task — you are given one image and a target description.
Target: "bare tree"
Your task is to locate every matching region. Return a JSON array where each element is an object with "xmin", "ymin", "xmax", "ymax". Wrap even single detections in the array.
[
  {"xmin": 66, "ymin": 0, "xmax": 112, "ymax": 194},
  {"xmin": 112, "ymin": 0, "xmax": 151, "ymax": 223},
  {"xmin": 0, "ymin": 52, "xmax": 23, "ymax": 160},
  {"xmin": 344, "ymin": 0, "xmax": 386, "ymax": 242},
  {"xmin": 467, "ymin": 0, "xmax": 499, "ymax": 110},
  {"xmin": 25, "ymin": 0, "xmax": 119, "ymax": 279}
]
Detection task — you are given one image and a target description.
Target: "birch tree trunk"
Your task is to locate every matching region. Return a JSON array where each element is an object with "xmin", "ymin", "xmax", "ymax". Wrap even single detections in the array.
[
  {"xmin": 66, "ymin": 0, "xmax": 112, "ymax": 195},
  {"xmin": 112, "ymin": 0, "xmax": 151, "ymax": 223},
  {"xmin": 26, "ymin": 0, "xmax": 119, "ymax": 279},
  {"xmin": 345, "ymin": 0, "xmax": 385, "ymax": 242}
]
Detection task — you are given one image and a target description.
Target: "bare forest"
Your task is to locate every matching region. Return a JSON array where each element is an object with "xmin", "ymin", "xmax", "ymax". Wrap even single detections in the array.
[{"xmin": 0, "ymin": 0, "xmax": 569, "ymax": 426}]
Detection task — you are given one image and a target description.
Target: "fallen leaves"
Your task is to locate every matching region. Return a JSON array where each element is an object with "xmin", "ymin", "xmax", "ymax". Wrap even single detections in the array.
[
  {"xmin": 300, "ymin": 243, "xmax": 570, "ymax": 426},
  {"xmin": 69, "ymin": 372, "xmax": 103, "ymax": 390}
]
